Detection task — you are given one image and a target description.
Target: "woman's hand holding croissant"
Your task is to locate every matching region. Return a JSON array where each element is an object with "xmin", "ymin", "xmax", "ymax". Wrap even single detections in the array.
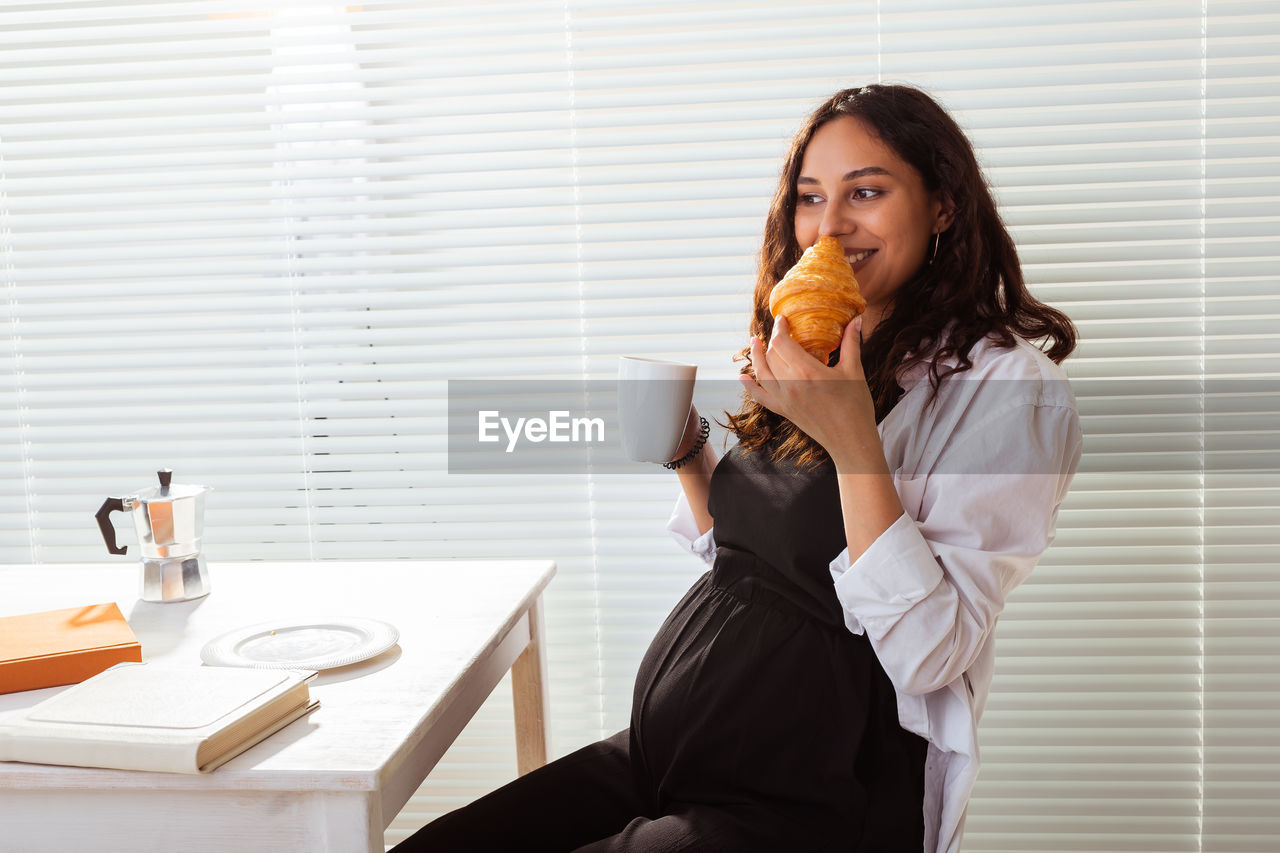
[{"xmin": 740, "ymin": 315, "xmax": 887, "ymax": 474}]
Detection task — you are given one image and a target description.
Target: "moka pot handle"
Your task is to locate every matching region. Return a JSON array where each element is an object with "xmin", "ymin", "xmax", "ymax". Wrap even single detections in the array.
[{"xmin": 95, "ymin": 497, "xmax": 128, "ymax": 555}]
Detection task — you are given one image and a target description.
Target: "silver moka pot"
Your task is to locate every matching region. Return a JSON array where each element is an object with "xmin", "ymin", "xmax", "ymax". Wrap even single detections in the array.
[{"xmin": 95, "ymin": 469, "xmax": 212, "ymax": 603}]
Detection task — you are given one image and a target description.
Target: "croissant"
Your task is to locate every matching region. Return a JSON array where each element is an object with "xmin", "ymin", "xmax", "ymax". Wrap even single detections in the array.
[{"xmin": 767, "ymin": 235, "xmax": 867, "ymax": 361}]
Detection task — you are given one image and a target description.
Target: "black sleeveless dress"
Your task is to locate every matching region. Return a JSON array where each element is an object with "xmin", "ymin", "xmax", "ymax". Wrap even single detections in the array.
[{"xmin": 628, "ymin": 442, "xmax": 928, "ymax": 851}]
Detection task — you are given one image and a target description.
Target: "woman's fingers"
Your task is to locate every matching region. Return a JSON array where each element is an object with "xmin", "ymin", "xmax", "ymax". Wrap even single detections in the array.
[
  {"xmin": 750, "ymin": 334, "xmax": 775, "ymax": 384},
  {"xmin": 836, "ymin": 315, "xmax": 865, "ymax": 378},
  {"xmin": 766, "ymin": 315, "xmax": 805, "ymax": 370},
  {"xmin": 739, "ymin": 371, "xmax": 770, "ymax": 408},
  {"xmin": 744, "ymin": 334, "xmax": 783, "ymax": 414},
  {"xmin": 739, "ymin": 367, "xmax": 782, "ymax": 414}
]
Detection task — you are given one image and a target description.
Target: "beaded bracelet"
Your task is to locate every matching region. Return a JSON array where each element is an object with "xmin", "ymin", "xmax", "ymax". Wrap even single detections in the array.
[{"xmin": 662, "ymin": 416, "xmax": 709, "ymax": 470}]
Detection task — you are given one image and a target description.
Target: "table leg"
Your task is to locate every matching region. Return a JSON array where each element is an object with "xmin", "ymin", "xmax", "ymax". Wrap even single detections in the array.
[
  {"xmin": 511, "ymin": 594, "xmax": 551, "ymax": 775},
  {"xmin": 312, "ymin": 790, "xmax": 383, "ymax": 853}
]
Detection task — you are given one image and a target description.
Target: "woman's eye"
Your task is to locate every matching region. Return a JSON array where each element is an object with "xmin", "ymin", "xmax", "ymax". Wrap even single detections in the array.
[
  {"xmin": 852, "ymin": 187, "xmax": 880, "ymax": 201},
  {"xmin": 797, "ymin": 193, "xmax": 823, "ymax": 206}
]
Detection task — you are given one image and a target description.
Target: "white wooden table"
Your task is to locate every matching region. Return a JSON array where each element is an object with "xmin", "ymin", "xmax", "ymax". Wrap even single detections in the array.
[{"xmin": 0, "ymin": 559, "xmax": 556, "ymax": 852}]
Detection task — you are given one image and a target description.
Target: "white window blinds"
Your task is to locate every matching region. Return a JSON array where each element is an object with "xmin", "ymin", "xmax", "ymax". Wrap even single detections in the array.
[{"xmin": 1, "ymin": 2, "xmax": 1275, "ymax": 851}]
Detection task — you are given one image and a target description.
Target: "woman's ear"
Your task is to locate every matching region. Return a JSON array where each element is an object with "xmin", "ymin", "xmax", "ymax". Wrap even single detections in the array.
[{"xmin": 934, "ymin": 194, "xmax": 956, "ymax": 234}]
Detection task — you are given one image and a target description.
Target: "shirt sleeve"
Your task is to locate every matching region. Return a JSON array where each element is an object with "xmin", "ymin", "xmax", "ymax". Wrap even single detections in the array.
[
  {"xmin": 829, "ymin": 400, "xmax": 1082, "ymax": 696},
  {"xmin": 667, "ymin": 489, "xmax": 717, "ymax": 565}
]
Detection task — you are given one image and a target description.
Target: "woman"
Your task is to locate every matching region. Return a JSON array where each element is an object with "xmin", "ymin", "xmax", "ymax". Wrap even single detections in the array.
[{"xmin": 398, "ymin": 84, "xmax": 1081, "ymax": 852}]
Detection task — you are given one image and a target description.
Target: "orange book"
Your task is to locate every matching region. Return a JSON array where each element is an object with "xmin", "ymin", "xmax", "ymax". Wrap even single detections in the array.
[{"xmin": 0, "ymin": 603, "xmax": 142, "ymax": 695}]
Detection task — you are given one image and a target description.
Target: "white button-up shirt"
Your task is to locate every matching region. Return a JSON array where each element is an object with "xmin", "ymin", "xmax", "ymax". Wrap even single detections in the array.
[{"xmin": 667, "ymin": 334, "xmax": 1082, "ymax": 853}]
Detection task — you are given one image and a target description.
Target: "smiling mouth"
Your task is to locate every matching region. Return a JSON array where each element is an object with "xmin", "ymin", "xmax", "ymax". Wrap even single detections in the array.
[{"xmin": 846, "ymin": 250, "xmax": 877, "ymax": 264}]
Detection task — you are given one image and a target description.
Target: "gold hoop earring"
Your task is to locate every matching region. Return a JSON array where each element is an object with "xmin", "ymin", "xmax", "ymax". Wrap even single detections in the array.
[{"xmin": 928, "ymin": 232, "xmax": 940, "ymax": 266}]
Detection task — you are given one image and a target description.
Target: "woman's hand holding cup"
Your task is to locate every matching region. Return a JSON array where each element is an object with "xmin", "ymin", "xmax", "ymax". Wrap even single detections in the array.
[{"xmin": 667, "ymin": 405, "xmax": 706, "ymax": 465}]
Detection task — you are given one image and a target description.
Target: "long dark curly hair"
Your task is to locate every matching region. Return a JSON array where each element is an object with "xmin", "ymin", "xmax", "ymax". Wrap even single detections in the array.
[{"xmin": 725, "ymin": 84, "xmax": 1076, "ymax": 468}]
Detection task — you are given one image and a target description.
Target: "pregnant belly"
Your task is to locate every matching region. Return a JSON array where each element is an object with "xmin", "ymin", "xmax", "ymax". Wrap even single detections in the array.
[{"xmin": 630, "ymin": 575, "xmax": 865, "ymax": 804}]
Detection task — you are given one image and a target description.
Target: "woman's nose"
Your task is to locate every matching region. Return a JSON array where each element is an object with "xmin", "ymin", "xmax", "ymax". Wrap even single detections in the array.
[{"xmin": 818, "ymin": 198, "xmax": 854, "ymax": 238}]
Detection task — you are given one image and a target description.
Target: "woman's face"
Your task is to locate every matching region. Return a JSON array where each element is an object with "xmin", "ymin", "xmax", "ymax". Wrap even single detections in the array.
[{"xmin": 792, "ymin": 116, "xmax": 950, "ymax": 316}]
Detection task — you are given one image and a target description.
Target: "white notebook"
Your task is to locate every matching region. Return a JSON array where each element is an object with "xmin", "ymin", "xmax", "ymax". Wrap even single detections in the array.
[{"xmin": 0, "ymin": 662, "xmax": 318, "ymax": 774}]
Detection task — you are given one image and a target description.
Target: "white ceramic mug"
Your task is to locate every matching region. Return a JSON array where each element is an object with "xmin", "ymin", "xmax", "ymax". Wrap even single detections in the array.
[{"xmin": 617, "ymin": 356, "xmax": 698, "ymax": 464}]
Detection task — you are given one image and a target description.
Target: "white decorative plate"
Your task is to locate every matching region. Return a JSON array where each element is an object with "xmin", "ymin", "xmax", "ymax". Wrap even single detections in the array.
[{"xmin": 200, "ymin": 617, "xmax": 399, "ymax": 671}]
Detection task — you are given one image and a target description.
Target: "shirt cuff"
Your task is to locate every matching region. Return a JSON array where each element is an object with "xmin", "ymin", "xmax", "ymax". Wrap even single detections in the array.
[
  {"xmin": 667, "ymin": 491, "xmax": 717, "ymax": 565},
  {"xmin": 829, "ymin": 512, "xmax": 945, "ymax": 637}
]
